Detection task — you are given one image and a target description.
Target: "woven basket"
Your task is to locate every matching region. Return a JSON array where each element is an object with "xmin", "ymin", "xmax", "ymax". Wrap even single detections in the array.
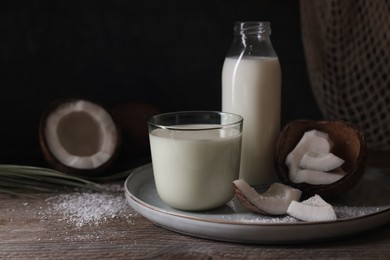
[{"xmin": 300, "ymin": 0, "xmax": 390, "ymax": 151}]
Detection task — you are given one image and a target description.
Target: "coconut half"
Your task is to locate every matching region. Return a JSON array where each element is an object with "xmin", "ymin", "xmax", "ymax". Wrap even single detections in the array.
[
  {"xmin": 275, "ymin": 120, "xmax": 367, "ymax": 199},
  {"xmin": 39, "ymin": 98, "xmax": 120, "ymax": 175}
]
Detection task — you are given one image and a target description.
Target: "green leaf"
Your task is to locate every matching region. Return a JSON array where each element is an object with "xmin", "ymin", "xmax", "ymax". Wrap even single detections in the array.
[{"xmin": 0, "ymin": 165, "xmax": 106, "ymax": 196}]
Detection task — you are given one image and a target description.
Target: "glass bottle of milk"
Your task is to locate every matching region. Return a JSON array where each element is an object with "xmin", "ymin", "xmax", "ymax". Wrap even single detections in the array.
[{"xmin": 222, "ymin": 21, "xmax": 281, "ymax": 186}]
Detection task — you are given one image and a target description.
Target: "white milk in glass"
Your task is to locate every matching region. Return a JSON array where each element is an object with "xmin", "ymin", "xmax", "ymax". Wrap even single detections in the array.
[
  {"xmin": 222, "ymin": 56, "xmax": 281, "ymax": 185},
  {"xmin": 149, "ymin": 125, "xmax": 242, "ymax": 211}
]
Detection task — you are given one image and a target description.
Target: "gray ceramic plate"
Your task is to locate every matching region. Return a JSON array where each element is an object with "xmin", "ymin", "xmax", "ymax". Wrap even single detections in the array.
[{"xmin": 124, "ymin": 163, "xmax": 390, "ymax": 244}]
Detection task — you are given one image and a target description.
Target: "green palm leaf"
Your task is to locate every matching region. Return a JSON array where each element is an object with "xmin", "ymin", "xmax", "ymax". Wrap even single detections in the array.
[{"xmin": 0, "ymin": 165, "xmax": 107, "ymax": 196}]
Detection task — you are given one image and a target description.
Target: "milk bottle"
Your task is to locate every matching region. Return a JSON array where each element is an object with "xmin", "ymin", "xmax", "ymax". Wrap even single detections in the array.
[{"xmin": 222, "ymin": 22, "xmax": 281, "ymax": 186}]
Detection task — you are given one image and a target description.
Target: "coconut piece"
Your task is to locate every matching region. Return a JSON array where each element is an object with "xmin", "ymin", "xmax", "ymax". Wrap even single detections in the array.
[
  {"xmin": 287, "ymin": 194, "xmax": 337, "ymax": 222},
  {"xmin": 286, "ymin": 130, "xmax": 346, "ymax": 185},
  {"xmin": 286, "ymin": 129, "xmax": 333, "ymax": 168},
  {"xmin": 275, "ymin": 120, "xmax": 366, "ymax": 198},
  {"xmin": 285, "ymin": 130, "xmax": 333, "ymax": 182},
  {"xmin": 233, "ymin": 179, "xmax": 302, "ymax": 215},
  {"xmin": 294, "ymin": 168, "xmax": 346, "ymax": 185},
  {"xmin": 300, "ymin": 151, "xmax": 345, "ymax": 171},
  {"xmin": 39, "ymin": 98, "xmax": 120, "ymax": 175}
]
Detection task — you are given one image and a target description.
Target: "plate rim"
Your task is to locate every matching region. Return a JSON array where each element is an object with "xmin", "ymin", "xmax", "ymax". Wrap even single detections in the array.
[{"xmin": 124, "ymin": 163, "xmax": 390, "ymax": 243}]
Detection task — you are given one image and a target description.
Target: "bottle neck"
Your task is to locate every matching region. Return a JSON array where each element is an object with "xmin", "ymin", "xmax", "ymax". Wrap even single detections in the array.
[
  {"xmin": 227, "ymin": 21, "xmax": 276, "ymax": 58},
  {"xmin": 234, "ymin": 21, "xmax": 271, "ymax": 38}
]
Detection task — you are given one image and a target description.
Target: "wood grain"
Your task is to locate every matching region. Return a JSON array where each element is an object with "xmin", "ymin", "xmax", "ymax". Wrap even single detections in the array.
[{"xmin": 0, "ymin": 191, "xmax": 389, "ymax": 259}]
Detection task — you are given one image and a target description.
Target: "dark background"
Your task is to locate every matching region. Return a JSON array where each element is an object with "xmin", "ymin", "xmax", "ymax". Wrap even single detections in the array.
[{"xmin": 0, "ymin": 0, "xmax": 322, "ymax": 171}]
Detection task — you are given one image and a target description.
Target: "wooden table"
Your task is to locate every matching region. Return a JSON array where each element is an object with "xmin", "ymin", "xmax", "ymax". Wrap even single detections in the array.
[{"xmin": 0, "ymin": 162, "xmax": 389, "ymax": 259}]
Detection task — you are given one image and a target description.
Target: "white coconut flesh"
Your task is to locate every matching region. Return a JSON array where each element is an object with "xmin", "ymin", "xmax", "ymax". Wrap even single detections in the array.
[
  {"xmin": 44, "ymin": 100, "xmax": 117, "ymax": 170},
  {"xmin": 286, "ymin": 129, "xmax": 346, "ymax": 185},
  {"xmin": 233, "ymin": 179, "xmax": 338, "ymax": 221},
  {"xmin": 287, "ymin": 194, "xmax": 337, "ymax": 222},
  {"xmin": 233, "ymin": 179, "xmax": 302, "ymax": 215}
]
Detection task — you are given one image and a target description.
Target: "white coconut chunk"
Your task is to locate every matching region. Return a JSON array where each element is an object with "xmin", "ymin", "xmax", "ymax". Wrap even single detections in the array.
[
  {"xmin": 287, "ymin": 130, "xmax": 333, "ymax": 165},
  {"xmin": 287, "ymin": 194, "xmax": 337, "ymax": 221},
  {"xmin": 300, "ymin": 151, "xmax": 345, "ymax": 172},
  {"xmin": 286, "ymin": 165, "xmax": 303, "ymax": 184},
  {"xmin": 293, "ymin": 168, "xmax": 346, "ymax": 185},
  {"xmin": 233, "ymin": 180, "xmax": 302, "ymax": 215},
  {"xmin": 285, "ymin": 129, "xmax": 345, "ymax": 185},
  {"xmin": 233, "ymin": 179, "xmax": 261, "ymax": 202},
  {"xmin": 44, "ymin": 100, "xmax": 117, "ymax": 170},
  {"xmin": 286, "ymin": 130, "xmax": 333, "ymax": 181}
]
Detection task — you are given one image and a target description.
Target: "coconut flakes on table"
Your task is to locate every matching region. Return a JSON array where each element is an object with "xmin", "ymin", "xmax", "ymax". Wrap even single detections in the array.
[{"xmin": 41, "ymin": 184, "xmax": 133, "ymax": 229}]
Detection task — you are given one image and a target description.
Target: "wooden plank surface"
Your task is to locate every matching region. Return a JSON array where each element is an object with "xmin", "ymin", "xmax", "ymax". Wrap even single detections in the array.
[{"xmin": 0, "ymin": 187, "xmax": 389, "ymax": 259}]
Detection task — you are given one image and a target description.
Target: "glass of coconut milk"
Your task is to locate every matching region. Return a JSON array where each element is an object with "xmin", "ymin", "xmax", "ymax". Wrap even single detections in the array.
[{"xmin": 148, "ymin": 111, "xmax": 243, "ymax": 211}]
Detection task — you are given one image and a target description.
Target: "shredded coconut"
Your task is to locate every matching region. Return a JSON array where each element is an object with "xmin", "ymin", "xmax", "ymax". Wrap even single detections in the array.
[
  {"xmin": 41, "ymin": 184, "xmax": 133, "ymax": 229},
  {"xmin": 225, "ymin": 205, "xmax": 385, "ymax": 224},
  {"xmin": 54, "ymin": 192, "xmax": 122, "ymax": 227},
  {"xmin": 226, "ymin": 197, "xmax": 386, "ymax": 223},
  {"xmin": 334, "ymin": 206, "xmax": 383, "ymax": 219}
]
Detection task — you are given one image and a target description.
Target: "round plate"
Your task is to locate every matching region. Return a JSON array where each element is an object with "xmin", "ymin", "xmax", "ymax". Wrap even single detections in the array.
[{"xmin": 124, "ymin": 163, "xmax": 390, "ymax": 244}]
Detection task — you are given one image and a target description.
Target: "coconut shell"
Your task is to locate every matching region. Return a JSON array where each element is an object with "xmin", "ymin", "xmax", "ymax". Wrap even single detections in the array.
[
  {"xmin": 111, "ymin": 102, "xmax": 160, "ymax": 156},
  {"xmin": 275, "ymin": 120, "xmax": 367, "ymax": 199},
  {"xmin": 39, "ymin": 98, "xmax": 121, "ymax": 176}
]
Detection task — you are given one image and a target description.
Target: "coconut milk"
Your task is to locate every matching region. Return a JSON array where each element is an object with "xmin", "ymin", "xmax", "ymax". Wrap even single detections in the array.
[
  {"xmin": 222, "ymin": 56, "xmax": 281, "ymax": 185},
  {"xmin": 149, "ymin": 125, "xmax": 242, "ymax": 211}
]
